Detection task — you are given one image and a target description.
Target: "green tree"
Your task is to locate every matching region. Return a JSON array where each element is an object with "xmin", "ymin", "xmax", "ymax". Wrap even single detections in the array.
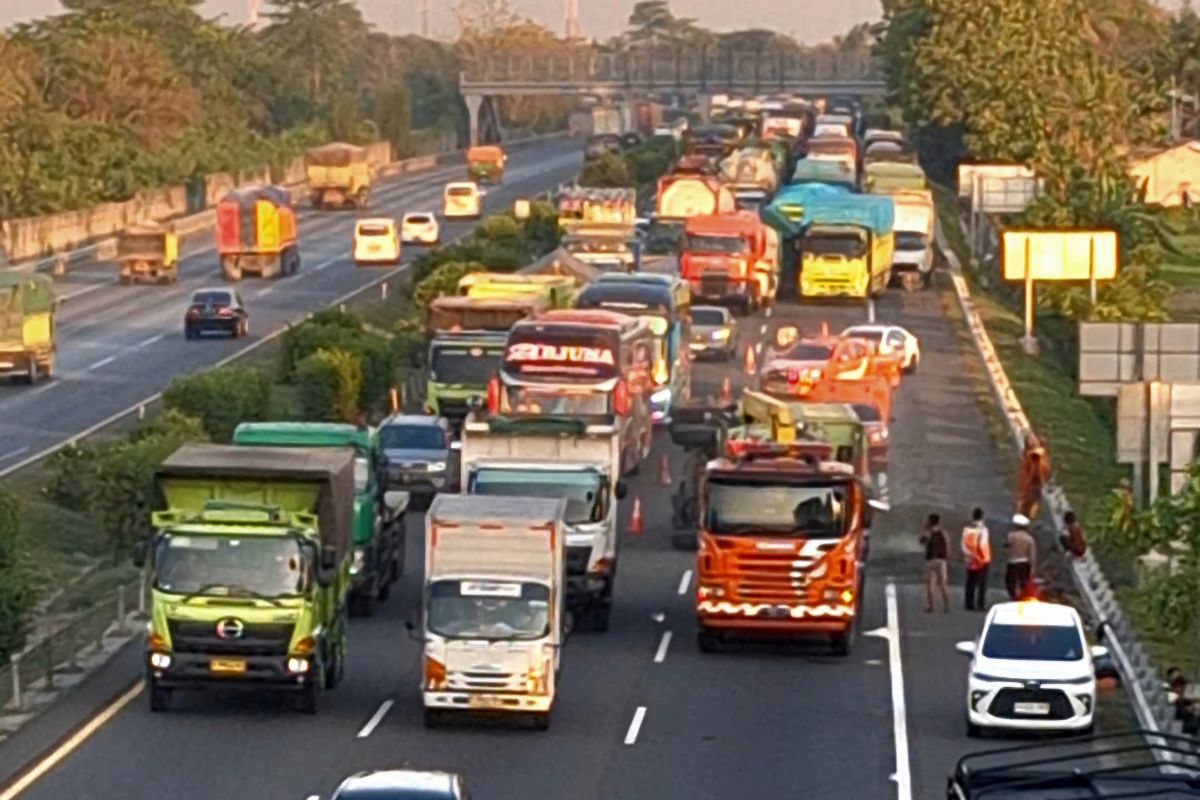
[
  {"xmin": 0, "ymin": 489, "xmax": 33, "ymax": 659},
  {"xmin": 261, "ymin": 0, "xmax": 368, "ymax": 102}
]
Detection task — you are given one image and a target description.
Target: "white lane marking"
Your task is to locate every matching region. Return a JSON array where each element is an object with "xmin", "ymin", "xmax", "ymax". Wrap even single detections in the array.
[
  {"xmin": 133, "ymin": 333, "xmax": 165, "ymax": 349},
  {"xmin": 623, "ymin": 706, "xmax": 647, "ymax": 745},
  {"xmin": 765, "ymin": 306, "xmax": 773, "ymax": 319},
  {"xmin": 356, "ymin": 699, "xmax": 394, "ymax": 738},
  {"xmin": 60, "ymin": 283, "xmax": 108, "ymax": 302},
  {"xmin": 305, "ymin": 796, "xmax": 319, "ymax": 800},
  {"xmin": 0, "ymin": 446, "xmax": 30, "ymax": 464},
  {"xmin": 0, "ymin": 681, "xmax": 142, "ymax": 800},
  {"xmin": 759, "ymin": 323, "xmax": 768, "ymax": 335},
  {"xmin": 86, "ymin": 355, "xmax": 116, "ymax": 371},
  {"xmin": 677, "ymin": 569, "xmax": 692, "ymax": 595},
  {"xmin": 865, "ymin": 583, "xmax": 912, "ymax": 800},
  {"xmin": 653, "ymin": 631, "xmax": 672, "ymax": 663},
  {"xmin": 257, "ymin": 284, "xmax": 277, "ymax": 298}
]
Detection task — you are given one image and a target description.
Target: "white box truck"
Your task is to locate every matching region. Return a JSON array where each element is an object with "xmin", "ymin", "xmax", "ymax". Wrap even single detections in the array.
[
  {"xmin": 890, "ymin": 189, "xmax": 936, "ymax": 290},
  {"xmin": 460, "ymin": 414, "xmax": 627, "ymax": 633},
  {"xmin": 420, "ymin": 494, "xmax": 565, "ymax": 730}
]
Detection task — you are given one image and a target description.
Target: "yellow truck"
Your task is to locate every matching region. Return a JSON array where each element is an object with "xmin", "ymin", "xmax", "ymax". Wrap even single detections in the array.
[
  {"xmin": 457, "ymin": 273, "xmax": 577, "ymax": 309},
  {"xmin": 0, "ymin": 273, "xmax": 56, "ymax": 383},
  {"xmin": 305, "ymin": 143, "xmax": 371, "ymax": 210},
  {"xmin": 799, "ymin": 194, "xmax": 896, "ymax": 300},
  {"xmin": 116, "ymin": 223, "xmax": 179, "ymax": 285}
]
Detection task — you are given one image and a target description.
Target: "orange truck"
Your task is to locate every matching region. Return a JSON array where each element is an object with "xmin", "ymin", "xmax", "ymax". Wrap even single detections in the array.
[
  {"xmin": 679, "ymin": 213, "xmax": 779, "ymax": 314},
  {"xmin": 466, "ymin": 145, "xmax": 505, "ymax": 184},
  {"xmin": 214, "ymin": 186, "xmax": 300, "ymax": 281},
  {"xmin": 694, "ymin": 440, "xmax": 883, "ymax": 655}
]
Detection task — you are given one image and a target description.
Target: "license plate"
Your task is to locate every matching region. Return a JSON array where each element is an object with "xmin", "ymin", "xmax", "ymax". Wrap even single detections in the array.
[
  {"xmin": 468, "ymin": 694, "xmax": 501, "ymax": 708},
  {"xmin": 209, "ymin": 658, "xmax": 246, "ymax": 675},
  {"xmin": 1013, "ymin": 701, "xmax": 1049, "ymax": 715}
]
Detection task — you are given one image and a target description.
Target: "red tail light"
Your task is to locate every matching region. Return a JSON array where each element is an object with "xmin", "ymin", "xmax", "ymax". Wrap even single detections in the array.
[
  {"xmin": 486, "ymin": 377, "xmax": 500, "ymax": 414},
  {"xmin": 613, "ymin": 380, "xmax": 630, "ymax": 416},
  {"xmin": 216, "ymin": 307, "xmax": 233, "ymax": 317}
]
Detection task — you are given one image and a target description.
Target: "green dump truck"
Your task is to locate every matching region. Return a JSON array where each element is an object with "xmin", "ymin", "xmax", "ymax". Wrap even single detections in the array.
[
  {"xmin": 134, "ymin": 444, "xmax": 354, "ymax": 714},
  {"xmin": 0, "ymin": 272, "xmax": 56, "ymax": 383},
  {"xmin": 232, "ymin": 422, "xmax": 410, "ymax": 618}
]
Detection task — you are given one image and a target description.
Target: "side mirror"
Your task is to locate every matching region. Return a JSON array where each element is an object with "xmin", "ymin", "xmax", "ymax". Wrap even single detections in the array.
[
  {"xmin": 320, "ymin": 545, "xmax": 338, "ymax": 572},
  {"xmin": 955, "ymin": 640, "xmax": 976, "ymax": 656},
  {"xmin": 405, "ymin": 619, "xmax": 422, "ymax": 642},
  {"xmin": 449, "ymin": 441, "xmax": 462, "ymax": 452},
  {"xmin": 615, "ymin": 480, "xmax": 628, "ymax": 500},
  {"xmin": 383, "ymin": 490, "xmax": 410, "ymax": 515},
  {"xmin": 868, "ymin": 498, "xmax": 890, "ymax": 513},
  {"xmin": 132, "ymin": 540, "xmax": 148, "ymax": 569},
  {"xmin": 1090, "ymin": 645, "xmax": 1109, "ymax": 660}
]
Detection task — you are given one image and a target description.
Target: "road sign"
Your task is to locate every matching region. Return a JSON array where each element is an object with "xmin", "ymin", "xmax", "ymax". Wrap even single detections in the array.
[
  {"xmin": 1001, "ymin": 230, "xmax": 1118, "ymax": 281},
  {"xmin": 975, "ymin": 175, "xmax": 1041, "ymax": 214},
  {"xmin": 1079, "ymin": 322, "xmax": 1200, "ymax": 397}
]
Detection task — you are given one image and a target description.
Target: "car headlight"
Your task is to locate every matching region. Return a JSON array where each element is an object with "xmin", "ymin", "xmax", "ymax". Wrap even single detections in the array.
[
  {"xmin": 651, "ymin": 388, "xmax": 672, "ymax": 405},
  {"xmin": 351, "ymin": 547, "xmax": 365, "ymax": 576},
  {"xmin": 711, "ymin": 329, "xmax": 731, "ymax": 340},
  {"xmin": 427, "ymin": 461, "xmax": 447, "ymax": 473}
]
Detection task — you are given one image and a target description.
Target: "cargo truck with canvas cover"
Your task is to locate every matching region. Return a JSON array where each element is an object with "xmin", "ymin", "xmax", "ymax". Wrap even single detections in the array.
[
  {"xmin": 231, "ymin": 423, "xmax": 409, "ymax": 618},
  {"xmin": 798, "ymin": 193, "xmax": 895, "ymax": 300},
  {"xmin": 718, "ymin": 144, "xmax": 780, "ymax": 199},
  {"xmin": 790, "ymin": 159, "xmax": 857, "ymax": 192},
  {"xmin": 305, "ymin": 142, "xmax": 370, "ymax": 209},
  {"xmin": 805, "ymin": 136, "xmax": 859, "ymax": 183},
  {"xmin": 134, "ymin": 445, "xmax": 354, "ymax": 714},
  {"xmin": 457, "ymin": 272, "xmax": 576, "ymax": 310},
  {"xmin": 215, "ymin": 186, "xmax": 300, "ymax": 281},
  {"xmin": 0, "ymin": 273, "xmax": 55, "ymax": 383},
  {"xmin": 889, "ymin": 189, "xmax": 936, "ymax": 289},
  {"xmin": 460, "ymin": 414, "xmax": 628, "ymax": 632},
  {"xmin": 466, "ymin": 145, "xmax": 505, "ymax": 184},
  {"xmin": 424, "ymin": 294, "xmax": 544, "ymax": 423},
  {"xmin": 557, "ymin": 186, "xmax": 636, "ymax": 232},
  {"xmin": 694, "ymin": 441, "xmax": 884, "ymax": 655},
  {"xmin": 679, "ymin": 213, "xmax": 779, "ymax": 314},
  {"xmin": 862, "ymin": 162, "xmax": 927, "ymax": 195},
  {"xmin": 420, "ymin": 495, "xmax": 565, "ymax": 730},
  {"xmin": 560, "ymin": 224, "xmax": 642, "ymax": 272}
]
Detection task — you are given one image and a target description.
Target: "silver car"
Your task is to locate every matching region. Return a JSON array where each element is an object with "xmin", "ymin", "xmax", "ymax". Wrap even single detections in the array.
[{"xmin": 689, "ymin": 305, "xmax": 738, "ymax": 360}]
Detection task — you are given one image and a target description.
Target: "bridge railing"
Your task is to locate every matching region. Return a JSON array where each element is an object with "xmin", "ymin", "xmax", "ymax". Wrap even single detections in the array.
[{"xmin": 463, "ymin": 49, "xmax": 880, "ymax": 87}]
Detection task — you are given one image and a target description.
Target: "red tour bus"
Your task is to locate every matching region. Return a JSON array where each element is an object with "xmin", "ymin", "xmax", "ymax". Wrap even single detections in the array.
[{"xmin": 491, "ymin": 309, "xmax": 655, "ymax": 475}]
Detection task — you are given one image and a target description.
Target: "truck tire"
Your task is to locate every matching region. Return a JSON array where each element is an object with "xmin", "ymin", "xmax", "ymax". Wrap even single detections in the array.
[
  {"xmin": 423, "ymin": 708, "xmax": 443, "ymax": 729},
  {"xmin": 298, "ymin": 679, "xmax": 319, "ymax": 714},
  {"xmin": 670, "ymin": 532, "xmax": 697, "ymax": 550},
  {"xmin": 148, "ymin": 683, "xmax": 171, "ymax": 712},
  {"xmin": 350, "ymin": 582, "xmax": 380, "ymax": 618},
  {"xmin": 378, "ymin": 563, "xmax": 394, "ymax": 602},
  {"xmin": 324, "ymin": 641, "xmax": 345, "ymax": 690},
  {"xmin": 697, "ymin": 629, "xmax": 723, "ymax": 653},
  {"xmin": 530, "ymin": 711, "xmax": 551, "ymax": 731},
  {"xmin": 221, "ymin": 257, "xmax": 242, "ymax": 282},
  {"xmin": 903, "ymin": 355, "xmax": 919, "ymax": 375},
  {"xmin": 830, "ymin": 628, "xmax": 854, "ymax": 656},
  {"xmin": 24, "ymin": 359, "xmax": 37, "ymax": 385}
]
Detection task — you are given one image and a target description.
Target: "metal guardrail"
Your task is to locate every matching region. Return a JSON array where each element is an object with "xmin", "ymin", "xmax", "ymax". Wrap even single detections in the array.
[{"xmin": 937, "ymin": 223, "xmax": 1180, "ymax": 757}]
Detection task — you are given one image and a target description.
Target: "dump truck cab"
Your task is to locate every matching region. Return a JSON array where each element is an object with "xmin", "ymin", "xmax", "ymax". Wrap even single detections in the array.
[
  {"xmin": 305, "ymin": 142, "xmax": 371, "ymax": 209},
  {"xmin": 215, "ymin": 185, "xmax": 300, "ymax": 281},
  {"xmin": 134, "ymin": 444, "xmax": 354, "ymax": 714},
  {"xmin": 466, "ymin": 145, "xmax": 506, "ymax": 185},
  {"xmin": 0, "ymin": 273, "xmax": 56, "ymax": 383},
  {"xmin": 231, "ymin": 422, "xmax": 408, "ymax": 618},
  {"xmin": 679, "ymin": 213, "xmax": 778, "ymax": 314}
]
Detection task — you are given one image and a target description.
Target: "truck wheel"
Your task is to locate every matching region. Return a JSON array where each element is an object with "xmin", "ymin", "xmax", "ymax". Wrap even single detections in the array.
[
  {"xmin": 585, "ymin": 603, "xmax": 612, "ymax": 633},
  {"xmin": 324, "ymin": 641, "xmax": 345, "ymax": 690},
  {"xmin": 697, "ymin": 629, "xmax": 723, "ymax": 653},
  {"xmin": 350, "ymin": 584, "xmax": 380, "ymax": 618},
  {"xmin": 298, "ymin": 679, "xmax": 319, "ymax": 714},
  {"xmin": 25, "ymin": 359, "xmax": 37, "ymax": 384},
  {"xmin": 670, "ymin": 532, "xmax": 698, "ymax": 550},
  {"xmin": 378, "ymin": 564, "xmax": 394, "ymax": 602},
  {"xmin": 221, "ymin": 257, "xmax": 242, "ymax": 282},
  {"xmin": 148, "ymin": 683, "xmax": 171, "ymax": 712},
  {"xmin": 356, "ymin": 189, "xmax": 369, "ymax": 209},
  {"xmin": 423, "ymin": 708, "xmax": 443, "ymax": 729},
  {"xmin": 830, "ymin": 629, "xmax": 854, "ymax": 656},
  {"xmin": 530, "ymin": 711, "xmax": 552, "ymax": 731},
  {"xmin": 903, "ymin": 355, "xmax": 919, "ymax": 376}
]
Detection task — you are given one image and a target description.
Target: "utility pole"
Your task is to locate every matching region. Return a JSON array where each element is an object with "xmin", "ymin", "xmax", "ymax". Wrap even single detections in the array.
[
  {"xmin": 564, "ymin": 0, "xmax": 580, "ymax": 39},
  {"xmin": 246, "ymin": 0, "xmax": 260, "ymax": 29},
  {"xmin": 419, "ymin": 0, "xmax": 431, "ymax": 39}
]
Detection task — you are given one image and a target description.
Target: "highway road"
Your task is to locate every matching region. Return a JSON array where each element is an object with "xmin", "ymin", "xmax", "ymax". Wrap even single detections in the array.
[
  {"xmin": 0, "ymin": 139, "xmax": 583, "ymax": 472},
  {"xmin": 0, "ymin": 274, "xmax": 1133, "ymax": 799}
]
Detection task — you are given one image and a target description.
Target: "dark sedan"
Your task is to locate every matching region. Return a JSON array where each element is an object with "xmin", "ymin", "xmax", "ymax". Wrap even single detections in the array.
[{"xmin": 184, "ymin": 288, "xmax": 247, "ymax": 339}]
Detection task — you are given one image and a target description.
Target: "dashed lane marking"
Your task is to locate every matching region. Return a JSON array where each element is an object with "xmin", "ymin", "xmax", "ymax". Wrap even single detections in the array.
[
  {"xmin": 356, "ymin": 700, "xmax": 394, "ymax": 739},
  {"xmin": 677, "ymin": 569, "xmax": 693, "ymax": 595},
  {"xmin": 653, "ymin": 631, "xmax": 672, "ymax": 664},
  {"xmin": 624, "ymin": 706, "xmax": 647, "ymax": 745}
]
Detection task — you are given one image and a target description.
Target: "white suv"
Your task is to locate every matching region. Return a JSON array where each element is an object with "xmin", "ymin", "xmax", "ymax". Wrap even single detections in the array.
[{"xmin": 956, "ymin": 601, "xmax": 1106, "ymax": 737}]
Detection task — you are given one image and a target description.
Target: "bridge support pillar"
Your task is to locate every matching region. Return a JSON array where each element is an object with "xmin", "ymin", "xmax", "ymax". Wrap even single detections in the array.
[
  {"xmin": 696, "ymin": 94, "xmax": 712, "ymax": 124},
  {"xmin": 619, "ymin": 100, "xmax": 636, "ymax": 133},
  {"xmin": 464, "ymin": 93, "xmax": 485, "ymax": 146}
]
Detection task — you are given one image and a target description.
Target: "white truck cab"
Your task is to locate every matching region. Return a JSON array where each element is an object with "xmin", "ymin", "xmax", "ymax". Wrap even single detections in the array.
[
  {"xmin": 460, "ymin": 414, "xmax": 627, "ymax": 633},
  {"xmin": 421, "ymin": 495, "xmax": 565, "ymax": 731}
]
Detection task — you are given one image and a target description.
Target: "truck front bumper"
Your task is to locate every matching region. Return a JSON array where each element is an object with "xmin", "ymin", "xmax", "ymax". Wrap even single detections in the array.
[
  {"xmin": 146, "ymin": 652, "xmax": 313, "ymax": 690},
  {"xmin": 800, "ymin": 274, "xmax": 869, "ymax": 299},
  {"xmin": 424, "ymin": 690, "xmax": 552, "ymax": 713},
  {"xmin": 696, "ymin": 600, "xmax": 855, "ymax": 634}
]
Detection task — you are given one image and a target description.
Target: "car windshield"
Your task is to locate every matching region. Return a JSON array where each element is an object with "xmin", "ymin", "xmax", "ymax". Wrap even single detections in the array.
[
  {"xmin": 447, "ymin": 187, "xmax": 474, "ymax": 197},
  {"xmin": 470, "ymin": 468, "xmax": 602, "ymax": 524},
  {"xmin": 687, "ymin": 234, "xmax": 747, "ymax": 254},
  {"xmin": 192, "ymin": 291, "xmax": 231, "ymax": 306},
  {"xmin": 502, "ymin": 384, "xmax": 611, "ymax": 415},
  {"xmin": 426, "ymin": 580, "xmax": 550, "ymax": 641},
  {"xmin": 354, "ymin": 456, "xmax": 370, "ymax": 492},
  {"xmin": 851, "ymin": 403, "xmax": 882, "ymax": 423},
  {"xmin": 645, "ymin": 226, "xmax": 683, "ymax": 254},
  {"xmin": 431, "ymin": 347, "xmax": 501, "ymax": 385},
  {"xmin": 705, "ymin": 480, "xmax": 848, "ymax": 538},
  {"xmin": 405, "ymin": 215, "xmax": 432, "ymax": 225},
  {"xmin": 806, "ymin": 234, "xmax": 867, "ymax": 259},
  {"xmin": 379, "ymin": 424, "xmax": 444, "ymax": 451},
  {"xmin": 784, "ymin": 343, "xmax": 833, "ymax": 360},
  {"xmin": 896, "ymin": 232, "xmax": 927, "ymax": 251},
  {"xmin": 154, "ymin": 534, "xmax": 308, "ymax": 598},
  {"xmin": 981, "ymin": 622, "xmax": 1085, "ymax": 661},
  {"xmin": 357, "ymin": 223, "xmax": 390, "ymax": 237},
  {"xmin": 692, "ymin": 308, "xmax": 726, "ymax": 326},
  {"xmin": 844, "ymin": 328, "xmax": 884, "ymax": 345}
]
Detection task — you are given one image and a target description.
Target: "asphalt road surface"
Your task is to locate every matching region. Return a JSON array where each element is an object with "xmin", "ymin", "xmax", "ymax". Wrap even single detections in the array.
[
  {"xmin": 0, "ymin": 139, "xmax": 583, "ymax": 470},
  {"xmin": 0, "ymin": 272, "xmax": 1133, "ymax": 800}
]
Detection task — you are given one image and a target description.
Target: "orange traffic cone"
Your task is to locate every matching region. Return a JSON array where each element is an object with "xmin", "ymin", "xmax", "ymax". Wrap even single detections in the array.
[
  {"xmin": 720, "ymin": 376, "xmax": 732, "ymax": 405},
  {"xmin": 659, "ymin": 454, "xmax": 671, "ymax": 486},
  {"xmin": 628, "ymin": 496, "xmax": 644, "ymax": 535},
  {"xmin": 743, "ymin": 343, "xmax": 757, "ymax": 376}
]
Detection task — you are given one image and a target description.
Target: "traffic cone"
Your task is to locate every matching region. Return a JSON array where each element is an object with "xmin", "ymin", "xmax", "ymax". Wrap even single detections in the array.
[
  {"xmin": 720, "ymin": 376, "xmax": 732, "ymax": 405},
  {"xmin": 659, "ymin": 454, "xmax": 671, "ymax": 486},
  {"xmin": 628, "ymin": 496, "xmax": 644, "ymax": 535},
  {"xmin": 743, "ymin": 343, "xmax": 757, "ymax": 376}
]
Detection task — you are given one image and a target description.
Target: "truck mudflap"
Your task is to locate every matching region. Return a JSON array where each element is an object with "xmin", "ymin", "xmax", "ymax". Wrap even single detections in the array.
[{"xmin": 424, "ymin": 690, "xmax": 552, "ymax": 713}]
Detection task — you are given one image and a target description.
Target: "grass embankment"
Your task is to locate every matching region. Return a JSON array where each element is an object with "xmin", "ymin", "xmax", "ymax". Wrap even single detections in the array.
[{"xmin": 932, "ymin": 184, "xmax": 1200, "ymax": 673}]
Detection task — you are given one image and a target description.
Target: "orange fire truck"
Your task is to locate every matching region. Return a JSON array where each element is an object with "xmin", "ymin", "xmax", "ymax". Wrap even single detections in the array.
[{"xmin": 693, "ymin": 433, "xmax": 885, "ymax": 655}]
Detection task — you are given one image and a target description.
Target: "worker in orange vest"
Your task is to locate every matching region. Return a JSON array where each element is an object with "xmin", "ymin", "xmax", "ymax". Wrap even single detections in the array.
[
  {"xmin": 1017, "ymin": 432, "xmax": 1051, "ymax": 519},
  {"xmin": 961, "ymin": 507, "xmax": 992, "ymax": 611}
]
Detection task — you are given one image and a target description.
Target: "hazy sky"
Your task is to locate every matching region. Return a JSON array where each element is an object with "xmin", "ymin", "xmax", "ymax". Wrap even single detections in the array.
[{"xmin": 2, "ymin": 0, "xmax": 885, "ymax": 44}]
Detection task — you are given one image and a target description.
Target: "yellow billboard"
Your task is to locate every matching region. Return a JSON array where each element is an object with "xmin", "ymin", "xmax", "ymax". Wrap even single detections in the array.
[{"xmin": 1001, "ymin": 230, "xmax": 1118, "ymax": 281}]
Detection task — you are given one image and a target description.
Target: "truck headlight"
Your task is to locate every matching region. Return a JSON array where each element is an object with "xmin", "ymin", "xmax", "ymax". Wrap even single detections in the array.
[
  {"xmin": 149, "ymin": 652, "xmax": 172, "ymax": 669},
  {"xmin": 287, "ymin": 657, "xmax": 310, "ymax": 674},
  {"xmin": 527, "ymin": 659, "xmax": 551, "ymax": 694},
  {"xmin": 427, "ymin": 461, "xmax": 447, "ymax": 473},
  {"xmin": 697, "ymin": 585, "xmax": 725, "ymax": 598},
  {"xmin": 351, "ymin": 548, "xmax": 365, "ymax": 575},
  {"xmin": 711, "ymin": 329, "xmax": 730, "ymax": 341}
]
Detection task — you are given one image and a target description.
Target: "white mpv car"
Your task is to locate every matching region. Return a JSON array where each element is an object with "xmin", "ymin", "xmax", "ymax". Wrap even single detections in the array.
[{"xmin": 956, "ymin": 601, "xmax": 1106, "ymax": 737}]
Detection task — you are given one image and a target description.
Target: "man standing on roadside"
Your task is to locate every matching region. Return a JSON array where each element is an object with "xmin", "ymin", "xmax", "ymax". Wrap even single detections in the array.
[
  {"xmin": 961, "ymin": 507, "xmax": 991, "ymax": 611},
  {"xmin": 1004, "ymin": 513, "xmax": 1037, "ymax": 600},
  {"xmin": 1017, "ymin": 432, "xmax": 1052, "ymax": 520},
  {"xmin": 921, "ymin": 513, "xmax": 951, "ymax": 612}
]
